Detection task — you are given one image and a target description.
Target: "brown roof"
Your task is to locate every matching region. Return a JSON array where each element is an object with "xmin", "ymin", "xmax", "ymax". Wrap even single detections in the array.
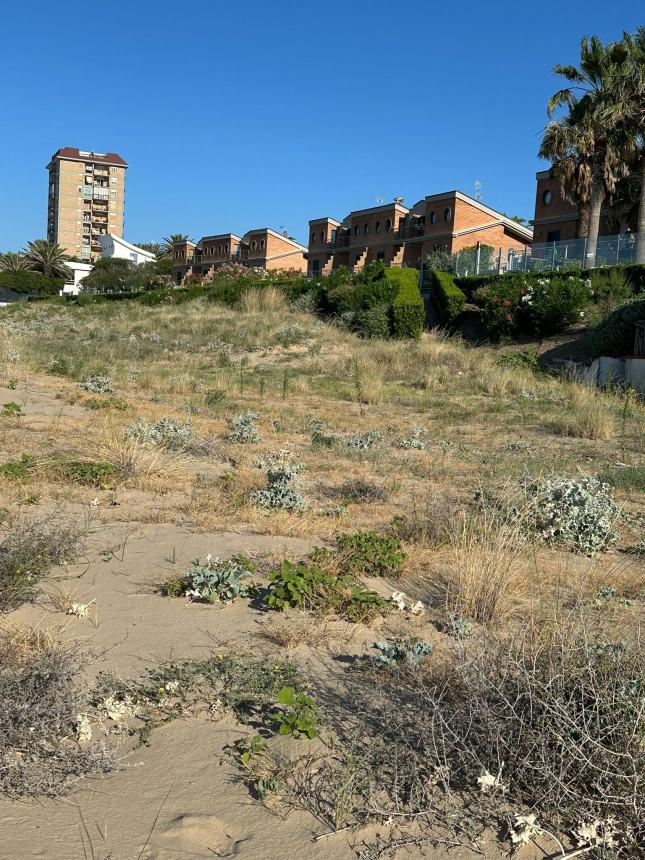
[{"xmin": 49, "ymin": 147, "xmax": 128, "ymax": 167}]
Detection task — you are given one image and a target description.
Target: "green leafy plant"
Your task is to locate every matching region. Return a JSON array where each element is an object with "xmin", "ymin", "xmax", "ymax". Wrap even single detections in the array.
[
  {"xmin": 271, "ymin": 687, "xmax": 318, "ymax": 739},
  {"xmin": 58, "ymin": 461, "xmax": 115, "ymax": 487},
  {"xmin": 230, "ymin": 734, "xmax": 268, "ymax": 766},
  {"xmin": 1, "ymin": 402, "xmax": 22, "ymax": 418},
  {"xmin": 334, "ymin": 530, "xmax": 405, "ymax": 577},
  {"xmin": 175, "ymin": 556, "xmax": 255, "ymax": 603},
  {"xmin": 430, "ymin": 271, "xmax": 466, "ymax": 325},
  {"xmin": 265, "ymin": 561, "xmax": 326, "ymax": 610},
  {"xmin": 0, "ymin": 453, "xmax": 36, "ymax": 480}
]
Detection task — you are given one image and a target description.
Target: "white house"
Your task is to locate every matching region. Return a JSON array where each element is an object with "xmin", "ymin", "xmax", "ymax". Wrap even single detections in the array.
[
  {"xmin": 99, "ymin": 233, "xmax": 156, "ymax": 265},
  {"xmin": 62, "ymin": 261, "xmax": 94, "ymax": 295}
]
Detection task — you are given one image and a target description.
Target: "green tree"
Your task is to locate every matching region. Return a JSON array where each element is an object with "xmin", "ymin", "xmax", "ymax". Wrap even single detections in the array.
[
  {"xmin": 546, "ymin": 35, "xmax": 632, "ymax": 267},
  {"xmin": 616, "ymin": 28, "xmax": 645, "ymax": 263},
  {"xmin": 0, "ymin": 252, "xmax": 33, "ymax": 272},
  {"xmin": 161, "ymin": 233, "xmax": 189, "ymax": 256},
  {"xmin": 136, "ymin": 242, "xmax": 165, "ymax": 260},
  {"xmin": 22, "ymin": 239, "xmax": 72, "ymax": 279}
]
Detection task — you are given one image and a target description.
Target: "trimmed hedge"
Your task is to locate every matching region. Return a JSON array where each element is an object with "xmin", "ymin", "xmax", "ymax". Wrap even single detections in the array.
[
  {"xmin": 390, "ymin": 269, "xmax": 424, "ymax": 339},
  {"xmin": 588, "ymin": 298, "xmax": 645, "ymax": 358},
  {"xmin": 0, "ymin": 270, "xmax": 62, "ymax": 296},
  {"xmin": 430, "ymin": 271, "xmax": 466, "ymax": 325}
]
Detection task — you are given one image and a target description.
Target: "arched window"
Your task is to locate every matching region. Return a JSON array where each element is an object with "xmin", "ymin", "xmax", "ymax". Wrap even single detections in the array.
[
  {"xmin": 375, "ymin": 221, "xmax": 381, "ymax": 233},
  {"xmin": 260, "ymin": 239, "xmax": 265, "ymax": 250},
  {"xmin": 319, "ymin": 230, "xmax": 324, "ymax": 241},
  {"xmin": 251, "ymin": 240, "xmax": 257, "ymax": 251},
  {"xmin": 385, "ymin": 218, "xmax": 392, "ymax": 232},
  {"xmin": 430, "ymin": 211, "xmax": 437, "ymax": 224},
  {"xmin": 354, "ymin": 225, "xmax": 359, "ymax": 236},
  {"xmin": 543, "ymin": 190, "xmax": 552, "ymax": 205},
  {"xmin": 444, "ymin": 207, "xmax": 452, "ymax": 222}
]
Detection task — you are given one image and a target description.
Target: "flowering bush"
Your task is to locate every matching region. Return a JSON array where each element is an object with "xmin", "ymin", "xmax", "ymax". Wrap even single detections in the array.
[{"xmin": 474, "ymin": 274, "xmax": 592, "ymax": 339}]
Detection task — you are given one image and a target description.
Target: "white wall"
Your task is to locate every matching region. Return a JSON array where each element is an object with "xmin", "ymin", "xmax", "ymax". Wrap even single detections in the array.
[{"xmin": 99, "ymin": 234, "xmax": 156, "ymax": 265}]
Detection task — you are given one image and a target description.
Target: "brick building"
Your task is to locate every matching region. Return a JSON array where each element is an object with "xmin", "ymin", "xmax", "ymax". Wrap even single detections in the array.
[
  {"xmin": 46, "ymin": 148, "xmax": 127, "ymax": 261},
  {"xmin": 172, "ymin": 228, "xmax": 307, "ymax": 283},
  {"xmin": 306, "ymin": 191, "xmax": 532, "ymax": 276},
  {"xmin": 532, "ymin": 168, "xmax": 639, "ymax": 244}
]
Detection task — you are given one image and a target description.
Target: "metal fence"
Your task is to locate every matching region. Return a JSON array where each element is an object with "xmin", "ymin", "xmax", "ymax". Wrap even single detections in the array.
[{"xmin": 452, "ymin": 232, "xmax": 639, "ymax": 277}]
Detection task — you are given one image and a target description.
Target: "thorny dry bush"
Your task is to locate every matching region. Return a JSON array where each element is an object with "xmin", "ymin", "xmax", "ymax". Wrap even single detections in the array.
[
  {"xmin": 0, "ymin": 633, "xmax": 114, "ymax": 798},
  {"xmin": 242, "ymin": 612, "xmax": 643, "ymax": 856},
  {"xmin": 0, "ymin": 513, "xmax": 85, "ymax": 611}
]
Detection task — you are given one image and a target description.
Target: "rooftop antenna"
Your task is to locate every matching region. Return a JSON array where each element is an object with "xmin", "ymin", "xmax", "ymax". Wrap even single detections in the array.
[
  {"xmin": 279, "ymin": 224, "xmax": 288, "ymax": 236},
  {"xmin": 394, "ymin": 195, "xmax": 404, "ymax": 205},
  {"xmin": 474, "ymin": 181, "xmax": 483, "ymax": 201},
  {"xmin": 376, "ymin": 196, "xmax": 384, "ymax": 204}
]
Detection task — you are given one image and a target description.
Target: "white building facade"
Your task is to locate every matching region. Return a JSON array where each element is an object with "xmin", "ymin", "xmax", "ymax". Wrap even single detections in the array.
[{"xmin": 99, "ymin": 233, "xmax": 156, "ymax": 265}]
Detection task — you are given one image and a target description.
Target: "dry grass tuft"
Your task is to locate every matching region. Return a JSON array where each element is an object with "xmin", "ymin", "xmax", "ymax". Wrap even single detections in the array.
[
  {"xmin": 239, "ymin": 285, "xmax": 289, "ymax": 314},
  {"xmin": 0, "ymin": 623, "xmax": 61, "ymax": 670},
  {"xmin": 443, "ymin": 510, "xmax": 529, "ymax": 624},
  {"xmin": 553, "ymin": 384, "xmax": 615, "ymax": 440}
]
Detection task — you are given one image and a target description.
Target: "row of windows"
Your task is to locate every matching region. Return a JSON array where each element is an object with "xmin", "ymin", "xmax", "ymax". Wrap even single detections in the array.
[
  {"xmin": 311, "ymin": 208, "xmax": 453, "ymax": 244},
  {"xmin": 250, "ymin": 239, "xmax": 265, "ymax": 252},
  {"xmin": 204, "ymin": 243, "xmax": 231, "ymax": 255}
]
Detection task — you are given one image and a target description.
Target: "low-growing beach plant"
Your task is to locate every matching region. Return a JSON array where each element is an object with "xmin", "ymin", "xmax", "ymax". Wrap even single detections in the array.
[
  {"xmin": 227, "ymin": 411, "xmax": 261, "ymax": 443},
  {"xmin": 1, "ymin": 402, "xmax": 22, "ymax": 418},
  {"xmin": 0, "ymin": 453, "xmax": 36, "ymax": 480},
  {"xmin": 265, "ymin": 560, "xmax": 387, "ymax": 623},
  {"xmin": 250, "ymin": 455, "xmax": 304, "ymax": 510},
  {"xmin": 333, "ymin": 530, "xmax": 406, "ymax": 577},
  {"xmin": 79, "ymin": 375, "xmax": 113, "ymax": 394},
  {"xmin": 163, "ymin": 555, "xmax": 255, "ymax": 603},
  {"xmin": 125, "ymin": 416, "xmax": 194, "ymax": 449},
  {"xmin": 373, "ymin": 637, "xmax": 433, "ymax": 667},
  {"xmin": 523, "ymin": 475, "xmax": 620, "ymax": 555},
  {"xmin": 270, "ymin": 686, "xmax": 318, "ymax": 739},
  {"xmin": 398, "ymin": 424, "xmax": 427, "ymax": 449},
  {"xmin": 345, "ymin": 430, "xmax": 384, "ymax": 450}
]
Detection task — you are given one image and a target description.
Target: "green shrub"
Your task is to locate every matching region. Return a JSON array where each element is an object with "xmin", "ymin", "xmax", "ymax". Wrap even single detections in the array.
[
  {"xmin": 588, "ymin": 298, "xmax": 645, "ymax": 358},
  {"xmin": 390, "ymin": 268, "xmax": 424, "ymax": 338},
  {"xmin": 179, "ymin": 556, "xmax": 255, "ymax": 603},
  {"xmin": 355, "ymin": 304, "xmax": 391, "ymax": 338},
  {"xmin": 597, "ymin": 464, "xmax": 645, "ymax": 492},
  {"xmin": 333, "ymin": 530, "xmax": 405, "ymax": 577},
  {"xmin": 1, "ymin": 402, "xmax": 22, "ymax": 418},
  {"xmin": 430, "ymin": 271, "xmax": 466, "ymax": 325},
  {"xmin": 57, "ymin": 461, "xmax": 115, "ymax": 487},
  {"xmin": 0, "ymin": 270, "xmax": 62, "ymax": 297}
]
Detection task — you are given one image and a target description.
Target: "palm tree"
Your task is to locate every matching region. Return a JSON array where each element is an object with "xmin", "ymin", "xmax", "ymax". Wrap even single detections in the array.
[
  {"xmin": 23, "ymin": 239, "xmax": 72, "ymax": 279},
  {"xmin": 0, "ymin": 251, "xmax": 34, "ymax": 272},
  {"xmin": 161, "ymin": 233, "xmax": 189, "ymax": 256},
  {"xmin": 615, "ymin": 28, "xmax": 645, "ymax": 263},
  {"xmin": 546, "ymin": 35, "xmax": 632, "ymax": 267},
  {"xmin": 136, "ymin": 241, "xmax": 165, "ymax": 260},
  {"xmin": 539, "ymin": 117, "xmax": 593, "ymax": 239}
]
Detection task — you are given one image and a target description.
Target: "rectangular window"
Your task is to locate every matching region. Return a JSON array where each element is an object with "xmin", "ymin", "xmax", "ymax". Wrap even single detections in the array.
[
  {"xmin": 546, "ymin": 230, "xmax": 561, "ymax": 243},
  {"xmin": 377, "ymin": 252, "xmax": 385, "ymax": 261}
]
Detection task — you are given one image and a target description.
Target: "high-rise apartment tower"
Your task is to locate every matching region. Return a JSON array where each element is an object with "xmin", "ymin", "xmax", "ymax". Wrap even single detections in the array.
[{"xmin": 46, "ymin": 147, "xmax": 127, "ymax": 261}]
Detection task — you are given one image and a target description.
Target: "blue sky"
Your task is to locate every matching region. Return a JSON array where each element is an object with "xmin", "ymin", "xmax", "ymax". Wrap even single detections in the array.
[{"xmin": 0, "ymin": 1, "xmax": 641, "ymax": 249}]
